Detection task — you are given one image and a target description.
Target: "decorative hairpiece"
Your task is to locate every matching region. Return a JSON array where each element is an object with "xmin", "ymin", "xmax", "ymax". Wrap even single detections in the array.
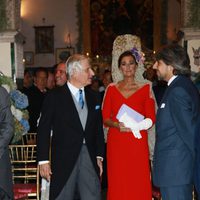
[
  {"xmin": 112, "ymin": 34, "xmax": 147, "ymax": 83},
  {"xmin": 130, "ymin": 47, "xmax": 144, "ymax": 63}
]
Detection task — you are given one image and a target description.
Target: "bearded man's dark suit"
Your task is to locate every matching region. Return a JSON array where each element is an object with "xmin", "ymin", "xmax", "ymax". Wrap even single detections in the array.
[
  {"xmin": 0, "ymin": 87, "xmax": 14, "ymax": 199},
  {"xmin": 37, "ymin": 83, "xmax": 104, "ymax": 200},
  {"xmin": 153, "ymin": 75, "xmax": 200, "ymax": 198}
]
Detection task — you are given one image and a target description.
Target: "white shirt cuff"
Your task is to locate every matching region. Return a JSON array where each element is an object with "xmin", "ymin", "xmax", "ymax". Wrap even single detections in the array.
[
  {"xmin": 96, "ymin": 156, "xmax": 103, "ymax": 161},
  {"xmin": 38, "ymin": 160, "xmax": 50, "ymax": 165}
]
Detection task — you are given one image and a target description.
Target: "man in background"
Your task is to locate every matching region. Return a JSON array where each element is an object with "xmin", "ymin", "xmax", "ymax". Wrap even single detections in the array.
[
  {"xmin": 26, "ymin": 68, "xmax": 48, "ymax": 132},
  {"xmin": 20, "ymin": 69, "xmax": 33, "ymax": 95},
  {"xmin": 55, "ymin": 50, "xmax": 70, "ymax": 87},
  {"xmin": 55, "ymin": 63, "xmax": 67, "ymax": 86},
  {"xmin": 0, "ymin": 86, "xmax": 14, "ymax": 200}
]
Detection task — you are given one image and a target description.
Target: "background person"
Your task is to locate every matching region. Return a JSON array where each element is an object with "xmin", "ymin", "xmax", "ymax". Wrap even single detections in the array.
[
  {"xmin": 152, "ymin": 44, "xmax": 200, "ymax": 200},
  {"xmin": 54, "ymin": 51, "xmax": 70, "ymax": 87},
  {"xmin": 26, "ymin": 68, "xmax": 48, "ymax": 132},
  {"xmin": 55, "ymin": 62, "xmax": 67, "ymax": 86},
  {"xmin": 37, "ymin": 54, "xmax": 105, "ymax": 200},
  {"xmin": 20, "ymin": 69, "xmax": 33, "ymax": 95}
]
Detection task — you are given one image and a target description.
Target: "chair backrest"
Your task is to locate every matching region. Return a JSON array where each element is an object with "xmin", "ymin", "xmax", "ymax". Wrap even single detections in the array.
[
  {"xmin": 9, "ymin": 144, "xmax": 39, "ymax": 199},
  {"xmin": 22, "ymin": 133, "xmax": 37, "ymax": 145},
  {"xmin": 9, "ymin": 144, "xmax": 37, "ymax": 182}
]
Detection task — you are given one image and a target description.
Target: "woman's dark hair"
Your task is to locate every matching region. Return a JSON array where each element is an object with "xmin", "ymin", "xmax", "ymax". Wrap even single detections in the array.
[
  {"xmin": 155, "ymin": 44, "xmax": 191, "ymax": 76},
  {"xmin": 118, "ymin": 51, "xmax": 137, "ymax": 68}
]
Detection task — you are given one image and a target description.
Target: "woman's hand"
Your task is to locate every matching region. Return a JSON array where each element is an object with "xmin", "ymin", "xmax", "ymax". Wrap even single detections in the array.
[
  {"xmin": 118, "ymin": 122, "xmax": 132, "ymax": 132},
  {"xmin": 104, "ymin": 119, "xmax": 131, "ymax": 132}
]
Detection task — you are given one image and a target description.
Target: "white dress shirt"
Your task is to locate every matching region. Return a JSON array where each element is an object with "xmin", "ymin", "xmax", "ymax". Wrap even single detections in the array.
[
  {"xmin": 67, "ymin": 81, "xmax": 85, "ymax": 103},
  {"xmin": 168, "ymin": 75, "xmax": 178, "ymax": 86}
]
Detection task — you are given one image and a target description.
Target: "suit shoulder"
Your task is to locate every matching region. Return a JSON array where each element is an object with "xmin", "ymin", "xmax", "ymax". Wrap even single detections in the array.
[
  {"xmin": 0, "ymin": 86, "xmax": 9, "ymax": 104},
  {"xmin": 0, "ymin": 86, "xmax": 9, "ymax": 96},
  {"xmin": 170, "ymin": 81, "xmax": 200, "ymax": 106},
  {"xmin": 175, "ymin": 76, "xmax": 192, "ymax": 86},
  {"xmin": 173, "ymin": 76, "xmax": 199, "ymax": 94}
]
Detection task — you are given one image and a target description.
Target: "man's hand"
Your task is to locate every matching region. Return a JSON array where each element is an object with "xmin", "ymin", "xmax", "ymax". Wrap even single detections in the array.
[
  {"xmin": 39, "ymin": 163, "xmax": 52, "ymax": 182},
  {"xmin": 97, "ymin": 158, "xmax": 103, "ymax": 177}
]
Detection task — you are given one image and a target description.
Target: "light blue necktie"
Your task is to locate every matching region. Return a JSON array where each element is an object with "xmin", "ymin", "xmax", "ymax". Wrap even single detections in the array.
[{"xmin": 78, "ymin": 89, "xmax": 84, "ymax": 109}]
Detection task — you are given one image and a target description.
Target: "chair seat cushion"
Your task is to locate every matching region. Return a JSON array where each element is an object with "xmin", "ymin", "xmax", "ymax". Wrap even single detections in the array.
[
  {"xmin": 14, "ymin": 183, "xmax": 37, "ymax": 194},
  {"xmin": 14, "ymin": 192, "xmax": 27, "ymax": 200}
]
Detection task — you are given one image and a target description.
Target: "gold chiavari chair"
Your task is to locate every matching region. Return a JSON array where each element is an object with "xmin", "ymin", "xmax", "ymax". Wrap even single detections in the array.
[{"xmin": 9, "ymin": 144, "xmax": 39, "ymax": 200}]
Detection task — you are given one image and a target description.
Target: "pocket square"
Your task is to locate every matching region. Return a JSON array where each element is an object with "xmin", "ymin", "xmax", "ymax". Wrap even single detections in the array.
[
  {"xmin": 160, "ymin": 103, "xmax": 165, "ymax": 108},
  {"xmin": 95, "ymin": 105, "xmax": 100, "ymax": 110}
]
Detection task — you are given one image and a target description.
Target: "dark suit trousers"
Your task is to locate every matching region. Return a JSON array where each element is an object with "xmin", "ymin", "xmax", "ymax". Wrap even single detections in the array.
[
  {"xmin": 160, "ymin": 184, "xmax": 193, "ymax": 200},
  {"xmin": 56, "ymin": 145, "xmax": 101, "ymax": 200}
]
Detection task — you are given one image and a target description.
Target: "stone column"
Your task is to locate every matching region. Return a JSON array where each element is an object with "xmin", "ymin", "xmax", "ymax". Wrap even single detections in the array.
[
  {"xmin": 0, "ymin": 0, "xmax": 24, "ymax": 79},
  {"xmin": 180, "ymin": 0, "xmax": 200, "ymax": 28},
  {"xmin": 0, "ymin": 0, "xmax": 21, "ymax": 31},
  {"xmin": 180, "ymin": 0, "xmax": 200, "ymax": 74},
  {"xmin": 0, "ymin": 31, "xmax": 25, "ymax": 78}
]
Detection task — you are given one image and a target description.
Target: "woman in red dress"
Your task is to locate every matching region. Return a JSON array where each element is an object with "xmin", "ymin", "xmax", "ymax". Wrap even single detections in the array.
[{"xmin": 102, "ymin": 50, "xmax": 156, "ymax": 200}]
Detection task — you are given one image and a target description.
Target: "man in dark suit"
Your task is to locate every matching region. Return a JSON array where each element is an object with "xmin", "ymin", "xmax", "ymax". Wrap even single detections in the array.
[
  {"xmin": 0, "ymin": 86, "xmax": 14, "ymax": 200},
  {"xmin": 26, "ymin": 68, "xmax": 48, "ymax": 132},
  {"xmin": 37, "ymin": 54, "xmax": 104, "ymax": 200},
  {"xmin": 152, "ymin": 44, "xmax": 200, "ymax": 200},
  {"xmin": 20, "ymin": 69, "xmax": 33, "ymax": 94}
]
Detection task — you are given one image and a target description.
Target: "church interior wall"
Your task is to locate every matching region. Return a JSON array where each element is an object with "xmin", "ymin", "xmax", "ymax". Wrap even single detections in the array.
[{"xmin": 21, "ymin": 0, "xmax": 78, "ymax": 68}]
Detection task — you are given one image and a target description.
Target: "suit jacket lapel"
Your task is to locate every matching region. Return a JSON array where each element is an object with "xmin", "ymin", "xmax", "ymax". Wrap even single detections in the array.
[
  {"xmin": 85, "ymin": 89, "xmax": 92, "ymax": 131},
  {"xmin": 159, "ymin": 76, "xmax": 181, "ymax": 105}
]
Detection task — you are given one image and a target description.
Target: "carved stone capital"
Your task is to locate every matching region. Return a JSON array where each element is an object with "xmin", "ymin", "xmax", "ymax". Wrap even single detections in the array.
[
  {"xmin": 181, "ymin": 28, "xmax": 200, "ymax": 40},
  {"xmin": 0, "ymin": 31, "xmax": 25, "ymax": 44}
]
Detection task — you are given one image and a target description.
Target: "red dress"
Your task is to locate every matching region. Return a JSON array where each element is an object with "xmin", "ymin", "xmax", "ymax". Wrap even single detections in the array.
[{"xmin": 102, "ymin": 84, "xmax": 156, "ymax": 200}]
